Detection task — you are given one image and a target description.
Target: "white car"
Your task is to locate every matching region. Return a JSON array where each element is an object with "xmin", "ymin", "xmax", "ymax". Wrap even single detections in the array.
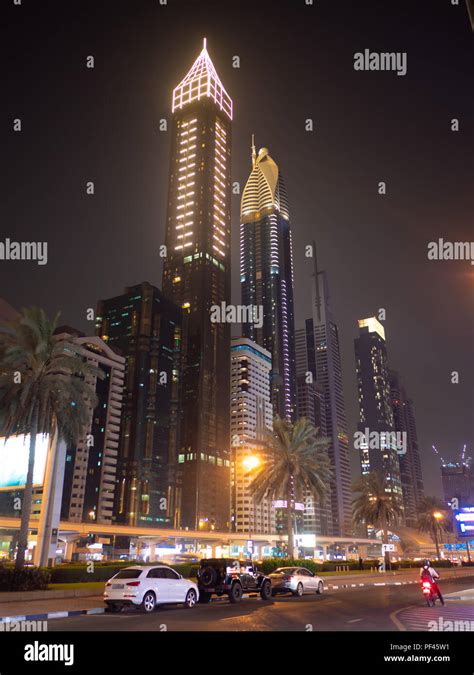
[
  {"xmin": 268, "ymin": 566, "xmax": 325, "ymax": 597},
  {"xmin": 104, "ymin": 565, "xmax": 199, "ymax": 612}
]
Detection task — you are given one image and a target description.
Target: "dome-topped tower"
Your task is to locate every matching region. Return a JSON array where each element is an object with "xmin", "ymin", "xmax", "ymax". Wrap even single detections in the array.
[
  {"xmin": 239, "ymin": 137, "xmax": 296, "ymax": 422},
  {"xmin": 241, "ymin": 139, "xmax": 289, "ymax": 224}
]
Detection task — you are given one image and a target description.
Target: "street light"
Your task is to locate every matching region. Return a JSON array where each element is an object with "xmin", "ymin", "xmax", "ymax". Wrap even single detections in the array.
[
  {"xmin": 242, "ymin": 454, "xmax": 262, "ymax": 560},
  {"xmin": 432, "ymin": 511, "xmax": 444, "ymax": 560},
  {"xmin": 242, "ymin": 455, "xmax": 261, "ymax": 472}
]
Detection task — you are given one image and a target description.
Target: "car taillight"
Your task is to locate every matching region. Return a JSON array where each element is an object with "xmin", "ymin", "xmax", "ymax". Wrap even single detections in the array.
[{"xmin": 126, "ymin": 581, "xmax": 141, "ymax": 587}]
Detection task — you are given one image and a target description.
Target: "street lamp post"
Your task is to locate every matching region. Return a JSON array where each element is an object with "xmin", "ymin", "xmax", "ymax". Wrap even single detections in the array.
[
  {"xmin": 242, "ymin": 454, "xmax": 261, "ymax": 561},
  {"xmin": 433, "ymin": 511, "xmax": 444, "ymax": 559}
]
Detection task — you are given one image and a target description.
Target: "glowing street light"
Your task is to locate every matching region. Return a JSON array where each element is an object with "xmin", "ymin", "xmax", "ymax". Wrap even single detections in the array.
[{"xmin": 242, "ymin": 455, "xmax": 261, "ymax": 472}]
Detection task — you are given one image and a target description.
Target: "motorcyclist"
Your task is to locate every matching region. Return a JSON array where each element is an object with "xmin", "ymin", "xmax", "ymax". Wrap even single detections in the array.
[{"xmin": 420, "ymin": 559, "xmax": 444, "ymax": 605}]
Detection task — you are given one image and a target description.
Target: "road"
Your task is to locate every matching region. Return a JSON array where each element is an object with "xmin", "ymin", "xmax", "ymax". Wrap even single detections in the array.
[{"xmin": 47, "ymin": 576, "xmax": 474, "ymax": 632}]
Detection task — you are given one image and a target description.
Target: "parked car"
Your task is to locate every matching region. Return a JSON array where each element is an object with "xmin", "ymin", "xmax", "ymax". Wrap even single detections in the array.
[
  {"xmin": 268, "ymin": 566, "xmax": 324, "ymax": 597},
  {"xmin": 196, "ymin": 558, "xmax": 272, "ymax": 604},
  {"xmin": 104, "ymin": 565, "xmax": 199, "ymax": 612}
]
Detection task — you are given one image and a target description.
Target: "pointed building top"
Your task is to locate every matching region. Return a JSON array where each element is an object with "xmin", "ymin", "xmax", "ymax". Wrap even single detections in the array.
[
  {"xmin": 241, "ymin": 144, "xmax": 290, "ymax": 223},
  {"xmin": 172, "ymin": 39, "xmax": 233, "ymax": 120},
  {"xmin": 358, "ymin": 317, "xmax": 386, "ymax": 341}
]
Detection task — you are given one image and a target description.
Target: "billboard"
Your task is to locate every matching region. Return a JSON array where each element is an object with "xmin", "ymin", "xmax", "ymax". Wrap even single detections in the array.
[
  {"xmin": 0, "ymin": 434, "xmax": 49, "ymax": 489},
  {"xmin": 454, "ymin": 506, "xmax": 474, "ymax": 537}
]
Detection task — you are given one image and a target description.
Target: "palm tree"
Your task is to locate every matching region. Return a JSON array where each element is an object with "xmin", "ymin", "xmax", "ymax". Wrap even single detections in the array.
[
  {"xmin": 352, "ymin": 471, "xmax": 403, "ymax": 562},
  {"xmin": 416, "ymin": 496, "xmax": 450, "ymax": 560},
  {"xmin": 0, "ymin": 308, "xmax": 102, "ymax": 570},
  {"xmin": 249, "ymin": 416, "xmax": 332, "ymax": 558}
]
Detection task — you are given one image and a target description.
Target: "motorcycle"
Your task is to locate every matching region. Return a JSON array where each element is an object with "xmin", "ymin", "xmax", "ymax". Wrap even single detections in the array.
[{"xmin": 421, "ymin": 577, "xmax": 441, "ymax": 607}]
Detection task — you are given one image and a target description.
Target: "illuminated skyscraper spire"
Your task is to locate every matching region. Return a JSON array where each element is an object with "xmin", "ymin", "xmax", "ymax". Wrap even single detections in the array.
[
  {"xmin": 172, "ymin": 38, "xmax": 233, "ymax": 120},
  {"xmin": 251, "ymin": 134, "xmax": 257, "ymax": 168}
]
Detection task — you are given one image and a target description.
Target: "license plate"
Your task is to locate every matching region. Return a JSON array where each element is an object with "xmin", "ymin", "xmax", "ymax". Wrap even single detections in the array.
[{"xmin": 112, "ymin": 584, "xmax": 124, "ymax": 589}]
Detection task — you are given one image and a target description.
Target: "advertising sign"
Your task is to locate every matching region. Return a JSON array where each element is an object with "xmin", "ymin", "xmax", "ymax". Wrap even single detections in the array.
[
  {"xmin": 454, "ymin": 507, "xmax": 474, "ymax": 537},
  {"xmin": 0, "ymin": 434, "xmax": 49, "ymax": 489}
]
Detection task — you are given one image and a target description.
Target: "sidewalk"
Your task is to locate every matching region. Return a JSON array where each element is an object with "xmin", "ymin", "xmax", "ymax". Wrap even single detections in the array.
[
  {"xmin": 0, "ymin": 595, "xmax": 105, "ymax": 622},
  {"xmin": 323, "ymin": 567, "xmax": 474, "ymax": 589}
]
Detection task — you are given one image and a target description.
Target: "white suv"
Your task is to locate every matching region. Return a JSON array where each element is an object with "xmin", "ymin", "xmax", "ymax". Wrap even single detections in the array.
[{"xmin": 104, "ymin": 565, "xmax": 199, "ymax": 612}]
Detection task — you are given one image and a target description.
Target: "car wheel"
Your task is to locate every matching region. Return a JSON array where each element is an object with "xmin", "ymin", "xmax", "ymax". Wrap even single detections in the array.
[
  {"xmin": 105, "ymin": 602, "xmax": 121, "ymax": 613},
  {"xmin": 293, "ymin": 582, "xmax": 304, "ymax": 597},
  {"xmin": 141, "ymin": 591, "xmax": 156, "ymax": 613},
  {"xmin": 184, "ymin": 589, "xmax": 197, "ymax": 609},
  {"xmin": 200, "ymin": 567, "xmax": 217, "ymax": 587},
  {"xmin": 229, "ymin": 583, "xmax": 243, "ymax": 603},
  {"xmin": 260, "ymin": 580, "xmax": 272, "ymax": 601},
  {"xmin": 199, "ymin": 591, "xmax": 212, "ymax": 604},
  {"xmin": 317, "ymin": 581, "xmax": 324, "ymax": 595}
]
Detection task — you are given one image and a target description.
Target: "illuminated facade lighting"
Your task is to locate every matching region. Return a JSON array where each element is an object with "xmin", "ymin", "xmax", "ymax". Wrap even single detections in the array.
[
  {"xmin": 163, "ymin": 40, "xmax": 232, "ymax": 531},
  {"xmin": 172, "ymin": 38, "xmax": 233, "ymax": 120},
  {"xmin": 240, "ymin": 138, "xmax": 296, "ymax": 421}
]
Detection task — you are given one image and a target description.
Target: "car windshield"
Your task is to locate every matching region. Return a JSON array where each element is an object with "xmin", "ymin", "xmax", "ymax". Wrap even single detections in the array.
[
  {"xmin": 274, "ymin": 567, "xmax": 298, "ymax": 575},
  {"xmin": 113, "ymin": 569, "xmax": 142, "ymax": 579}
]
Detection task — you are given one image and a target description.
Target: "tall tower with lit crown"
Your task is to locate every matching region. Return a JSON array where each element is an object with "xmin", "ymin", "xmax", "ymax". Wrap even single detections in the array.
[
  {"xmin": 240, "ymin": 140, "xmax": 296, "ymax": 421},
  {"xmin": 354, "ymin": 318, "xmax": 404, "ymax": 511},
  {"xmin": 162, "ymin": 40, "xmax": 232, "ymax": 531}
]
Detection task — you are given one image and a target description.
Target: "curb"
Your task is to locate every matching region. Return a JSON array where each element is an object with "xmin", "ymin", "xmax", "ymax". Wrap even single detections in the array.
[
  {"xmin": 0, "ymin": 607, "xmax": 105, "ymax": 623},
  {"xmin": 327, "ymin": 574, "xmax": 474, "ymax": 591},
  {"xmin": 327, "ymin": 580, "xmax": 419, "ymax": 590},
  {"xmin": 444, "ymin": 595, "xmax": 474, "ymax": 601}
]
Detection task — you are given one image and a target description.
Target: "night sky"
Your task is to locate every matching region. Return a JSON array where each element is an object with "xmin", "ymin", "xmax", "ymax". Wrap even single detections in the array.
[{"xmin": 2, "ymin": 0, "xmax": 473, "ymax": 498}]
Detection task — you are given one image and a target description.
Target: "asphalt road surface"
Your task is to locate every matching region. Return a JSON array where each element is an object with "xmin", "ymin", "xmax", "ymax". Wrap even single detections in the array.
[{"xmin": 47, "ymin": 576, "xmax": 474, "ymax": 632}]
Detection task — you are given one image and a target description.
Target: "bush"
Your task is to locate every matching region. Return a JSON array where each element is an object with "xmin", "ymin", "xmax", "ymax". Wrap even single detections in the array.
[
  {"xmin": 257, "ymin": 558, "xmax": 324, "ymax": 575},
  {"xmin": 0, "ymin": 565, "xmax": 51, "ymax": 592},
  {"xmin": 392, "ymin": 559, "xmax": 454, "ymax": 570},
  {"xmin": 49, "ymin": 561, "xmax": 199, "ymax": 584},
  {"xmin": 50, "ymin": 564, "xmax": 129, "ymax": 583}
]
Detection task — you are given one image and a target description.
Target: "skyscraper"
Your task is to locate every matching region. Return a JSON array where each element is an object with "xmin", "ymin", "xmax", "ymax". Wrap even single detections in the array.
[
  {"xmin": 230, "ymin": 338, "xmax": 275, "ymax": 535},
  {"xmin": 240, "ymin": 140, "xmax": 296, "ymax": 421},
  {"xmin": 297, "ymin": 248, "xmax": 352, "ymax": 536},
  {"xmin": 96, "ymin": 282, "xmax": 181, "ymax": 528},
  {"xmin": 162, "ymin": 40, "xmax": 232, "ymax": 530},
  {"xmin": 354, "ymin": 318, "xmax": 404, "ymax": 509},
  {"xmin": 389, "ymin": 369, "xmax": 425, "ymax": 527},
  {"xmin": 295, "ymin": 322, "xmax": 332, "ymax": 535},
  {"xmin": 441, "ymin": 460, "xmax": 472, "ymax": 507},
  {"xmin": 58, "ymin": 327, "xmax": 126, "ymax": 525}
]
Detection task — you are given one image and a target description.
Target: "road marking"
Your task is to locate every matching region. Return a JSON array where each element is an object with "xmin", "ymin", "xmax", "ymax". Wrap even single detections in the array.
[
  {"xmin": 390, "ymin": 606, "xmax": 411, "ymax": 632},
  {"xmin": 347, "ymin": 618, "xmax": 362, "ymax": 623}
]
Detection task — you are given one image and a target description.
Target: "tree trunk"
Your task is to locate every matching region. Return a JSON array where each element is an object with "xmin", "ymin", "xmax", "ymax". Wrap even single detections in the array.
[
  {"xmin": 380, "ymin": 512, "xmax": 390, "ymax": 568},
  {"xmin": 286, "ymin": 483, "xmax": 294, "ymax": 559},
  {"xmin": 15, "ymin": 420, "xmax": 38, "ymax": 571}
]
